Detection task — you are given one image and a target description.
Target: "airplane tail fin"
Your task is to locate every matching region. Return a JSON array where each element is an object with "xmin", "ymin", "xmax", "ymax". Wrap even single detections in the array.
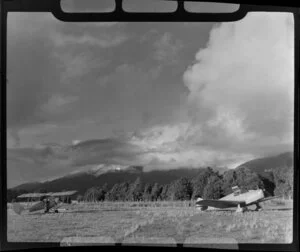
[
  {"xmin": 232, "ymin": 185, "xmax": 241, "ymax": 195},
  {"xmin": 12, "ymin": 203, "xmax": 25, "ymax": 215},
  {"xmin": 232, "ymin": 185, "xmax": 240, "ymax": 192}
]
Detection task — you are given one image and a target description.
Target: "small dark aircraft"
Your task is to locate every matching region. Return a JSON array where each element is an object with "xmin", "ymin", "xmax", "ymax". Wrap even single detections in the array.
[
  {"xmin": 196, "ymin": 186, "xmax": 280, "ymax": 213},
  {"xmin": 12, "ymin": 191, "xmax": 77, "ymax": 215}
]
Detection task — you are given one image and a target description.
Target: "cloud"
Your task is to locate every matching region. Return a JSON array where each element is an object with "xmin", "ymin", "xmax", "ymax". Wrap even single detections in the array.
[
  {"xmin": 53, "ymin": 52, "xmax": 96, "ymax": 83},
  {"xmin": 8, "ymin": 124, "xmax": 59, "ymax": 148},
  {"xmin": 7, "ymin": 130, "xmax": 20, "ymax": 148},
  {"xmin": 72, "ymin": 140, "xmax": 81, "ymax": 145},
  {"xmin": 183, "ymin": 12, "xmax": 294, "ymax": 153},
  {"xmin": 205, "ymin": 106, "xmax": 256, "ymax": 143},
  {"xmin": 41, "ymin": 94, "xmax": 78, "ymax": 114},
  {"xmin": 8, "ymin": 13, "xmax": 57, "ymax": 39},
  {"xmin": 127, "ymin": 124, "xmax": 254, "ymax": 170},
  {"xmin": 74, "ymin": 22, "xmax": 121, "ymax": 28},
  {"xmin": 7, "ymin": 14, "xmax": 71, "ymax": 133},
  {"xmin": 51, "ymin": 31, "xmax": 128, "ymax": 48},
  {"xmin": 67, "ymin": 138, "xmax": 144, "ymax": 166},
  {"xmin": 7, "ymin": 145, "xmax": 71, "ymax": 187},
  {"xmin": 7, "ymin": 137, "xmax": 145, "ymax": 187},
  {"xmin": 130, "ymin": 123, "xmax": 197, "ymax": 151},
  {"xmin": 7, "ymin": 36, "xmax": 61, "ymax": 131},
  {"xmin": 7, "ymin": 13, "xmax": 127, "ymax": 140},
  {"xmin": 7, "ymin": 12, "xmax": 294, "ymax": 187},
  {"xmin": 122, "ymin": 12, "xmax": 294, "ymax": 169},
  {"xmin": 153, "ymin": 32, "xmax": 184, "ymax": 64},
  {"xmin": 98, "ymin": 63, "xmax": 161, "ymax": 99}
]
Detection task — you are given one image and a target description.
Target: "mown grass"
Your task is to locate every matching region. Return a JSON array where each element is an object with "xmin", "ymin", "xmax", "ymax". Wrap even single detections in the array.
[{"xmin": 7, "ymin": 200, "xmax": 293, "ymax": 244}]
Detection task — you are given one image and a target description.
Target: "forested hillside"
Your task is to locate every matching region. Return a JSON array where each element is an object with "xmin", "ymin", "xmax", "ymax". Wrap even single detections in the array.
[{"xmin": 7, "ymin": 152, "xmax": 293, "ymax": 202}]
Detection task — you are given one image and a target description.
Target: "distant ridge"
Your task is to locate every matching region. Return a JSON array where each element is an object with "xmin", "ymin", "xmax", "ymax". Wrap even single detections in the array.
[
  {"xmin": 12, "ymin": 182, "xmax": 43, "ymax": 192},
  {"xmin": 11, "ymin": 166, "xmax": 220, "ymax": 195},
  {"xmin": 65, "ymin": 164, "xmax": 144, "ymax": 178},
  {"xmin": 236, "ymin": 152, "xmax": 293, "ymax": 180}
]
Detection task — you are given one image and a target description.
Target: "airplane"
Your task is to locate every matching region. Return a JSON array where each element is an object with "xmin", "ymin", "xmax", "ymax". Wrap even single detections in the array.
[
  {"xmin": 11, "ymin": 190, "xmax": 77, "ymax": 215},
  {"xmin": 195, "ymin": 186, "xmax": 280, "ymax": 213}
]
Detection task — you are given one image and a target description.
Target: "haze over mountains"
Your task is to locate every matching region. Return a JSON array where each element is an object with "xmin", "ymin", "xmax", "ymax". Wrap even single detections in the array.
[
  {"xmin": 7, "ymin": 138, "xmax": 143, "ymax": 188},
  {"xmin": 11, "ymin": 151, "xmax": 293, "ymax": 196},
  {"xmin": 8, "ymin": 137, "xmax": 242, "ymax": 188},
  {"xmin": 11, "ymin": 164, "xmax": 226, "ymax": 193}
]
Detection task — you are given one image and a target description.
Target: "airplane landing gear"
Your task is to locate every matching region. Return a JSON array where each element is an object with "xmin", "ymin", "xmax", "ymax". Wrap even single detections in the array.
[
  {"xmin": 236, "ymin": 204, "xmax": 247, "ymax": 213},
  {"xmin": 196, "ymin": 206, "xmax": 208, "ymax": 211},
  {"xmin": 255, "ymin": 203, "xmax": 262, "ymax": 211}
]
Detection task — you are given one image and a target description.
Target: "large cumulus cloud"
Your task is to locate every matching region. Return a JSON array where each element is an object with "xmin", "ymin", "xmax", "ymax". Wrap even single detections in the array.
[
  {"xmin": 129, "ymin": 12, "xmax": 294, "ymax": 168},
  {"xmin": 183, "ymin": 12, "xmax": 294, "ymax": 152}
]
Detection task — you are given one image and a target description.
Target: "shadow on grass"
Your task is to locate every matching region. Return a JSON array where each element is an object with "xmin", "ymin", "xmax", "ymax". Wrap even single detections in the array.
[
  {"xmin": 205, "ymin": 207, "xmax": 293, "ymax": 213},
  {"xmin": 262, "ymin": 208, "xmax": 293, "ymax": 211},
  {"xmin": 27, "ymin": 208, "xmax": 140, "ymax": 215}
]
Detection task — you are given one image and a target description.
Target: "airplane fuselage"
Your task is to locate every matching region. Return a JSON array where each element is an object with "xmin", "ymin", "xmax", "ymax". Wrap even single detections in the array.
[
  {"xmin": 197, "ymin": 189, "xmax": 265, "ymax": 211},
  {"xmin": 220, "ymin": 189, "xmax": 264, "ymax": 206}
]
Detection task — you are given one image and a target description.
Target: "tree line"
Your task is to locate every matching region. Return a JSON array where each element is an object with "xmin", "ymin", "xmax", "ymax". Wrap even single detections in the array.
[
  {"xmin": 7, "ymin": 165, "xmax": 293, "ymax": 203},
  {"xmin": 77, "ymin": 166, "xmax": 293, "ymax": 202}
]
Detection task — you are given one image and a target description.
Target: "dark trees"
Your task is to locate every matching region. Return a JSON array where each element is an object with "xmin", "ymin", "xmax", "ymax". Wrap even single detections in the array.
[
  {"xmin": 84, "ymin": 187, "xmax": 103, "ymax": 202},
  {"xmin": 273, "ymin": 165, "xmax": 293, "ymax": 199},
  {"xmin": 151, "ymin": 183, "xmax": 163, "ymax": 201},
  {"xmin": 202, "ymin": 174, "xmax": 223, "ymax": 199},
  {"xmin": 76, "ymin": 194, "xmax": 83, "ymax": 202},
  {"xmin": 7, "ymin": 189, "xmax": 28, "ymax": 202},
  {"xmin": 160, "ymin": 184, "xmax": 170, "ymax": 201},
  {"xmin": 168, "ymin": 177, "xmax": 193, "ymax": 200},
  {"xmin": 143, "ymin": 183, "xmax": 153, "ymax": 201},
  {"xmin": 191, "ymin": 167, "xmax": 215, "ymax": 199},
  {"xmin": 127, "ymin": 177, "xmax": 144, "ymax": 201},
  {"xmin": 222, "ymin": 167, "xmax": 264, "ymax": 195}
]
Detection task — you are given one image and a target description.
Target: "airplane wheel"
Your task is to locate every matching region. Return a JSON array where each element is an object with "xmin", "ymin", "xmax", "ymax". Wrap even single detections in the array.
[
  {"xmin": 255, "ymin": 204, "xmax": 262, "ymax": 211},
  {"xmin": 196, "ymin": 206, "xmax": 208, "ymax": 211},
  {"xmin": 236, "ymin": 206, "xmax": 246, "ymax": 213}
]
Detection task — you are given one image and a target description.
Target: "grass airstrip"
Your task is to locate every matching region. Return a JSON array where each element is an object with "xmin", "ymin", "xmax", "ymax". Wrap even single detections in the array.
[{"xmin": 7, "ymin": 199, "xmax": 293, "ymax": 246}]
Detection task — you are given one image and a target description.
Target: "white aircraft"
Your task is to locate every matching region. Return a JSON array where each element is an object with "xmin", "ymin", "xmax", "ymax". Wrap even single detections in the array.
[{"xmin": 196, "ymin": 186, "xmax": 280, "ymax": 213}]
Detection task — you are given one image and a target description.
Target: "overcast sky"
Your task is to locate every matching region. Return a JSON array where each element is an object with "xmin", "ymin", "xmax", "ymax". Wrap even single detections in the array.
[{"xmin": 7, "ymin": 5, "xmax": 294, "ymax": 187}]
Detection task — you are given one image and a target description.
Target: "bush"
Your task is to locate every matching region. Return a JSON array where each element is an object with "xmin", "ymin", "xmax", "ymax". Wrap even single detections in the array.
[{"xmin": 76, "ymin": 194, "xmax": 83, "ymax": 202}]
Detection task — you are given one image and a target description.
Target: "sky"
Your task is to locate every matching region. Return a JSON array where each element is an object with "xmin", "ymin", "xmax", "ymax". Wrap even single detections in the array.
[{"xmin": 6, "ymin": 2, "xmax": 294, "ymax": 187}]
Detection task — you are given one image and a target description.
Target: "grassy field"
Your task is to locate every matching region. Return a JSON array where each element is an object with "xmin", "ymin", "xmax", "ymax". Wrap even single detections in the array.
[{"xmin": 7, "ymin": 199, "xmax": 293, "ymax": 245}]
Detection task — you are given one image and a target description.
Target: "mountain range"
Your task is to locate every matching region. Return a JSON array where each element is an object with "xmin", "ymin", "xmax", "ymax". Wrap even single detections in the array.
[
  {"xmin": 236, "ymin": 151, "xmax": 293, "ymax": 181},
  {"xmin": 10, "ymin": 151, "xmax": 293, "ymax": 196}
]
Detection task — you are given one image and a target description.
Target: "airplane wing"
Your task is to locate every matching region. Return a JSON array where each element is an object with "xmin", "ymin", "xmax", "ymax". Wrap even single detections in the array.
[
  {"xmin": 17, "ymin": 190, "xmax": 77, "ymax": 198},
  {"xmin": 257, "ymin": 195, "xmax": 282, "ymax": 203},
  {"xmin": 17, "ymin": 192, "xmax": 47, "ymax": 198},
  {"xmin": 196, "ymin": 199, "xmax": 246, "ymax": 209},
  {"xmin": 49, "ymin": 190, "xmax": 77, "ymax": 197},
  {"xmin": 29, "ymin": 201, "xmax": 45, "ymax": 212}
]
